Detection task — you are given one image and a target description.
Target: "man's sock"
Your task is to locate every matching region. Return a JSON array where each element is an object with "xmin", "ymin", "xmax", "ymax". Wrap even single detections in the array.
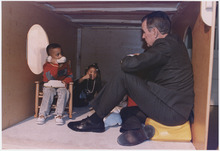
[{"xmin": 89, "ymin": 112, "xmax": 103, "ymax": 123}]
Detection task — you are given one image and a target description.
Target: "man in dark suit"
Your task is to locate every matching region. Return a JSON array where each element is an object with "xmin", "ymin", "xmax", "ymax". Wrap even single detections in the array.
[{"xmin": 68, "ymin": 11, "xmax": 194, "ymax": 146}]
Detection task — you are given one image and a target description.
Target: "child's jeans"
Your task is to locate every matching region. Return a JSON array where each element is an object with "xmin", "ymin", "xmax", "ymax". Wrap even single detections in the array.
[{"xmin": 39, "ymin": 87, "xmax": 70, "ymax": 117}]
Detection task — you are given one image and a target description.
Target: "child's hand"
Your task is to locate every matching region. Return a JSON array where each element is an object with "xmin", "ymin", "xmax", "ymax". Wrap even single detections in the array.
[
  {"xmin": 62, "ymin": 81, "xmax": 67, "ymax": 88},
  {"xmin": 82, "ymin": 74, "xmax": 90, "ymax": 80},
  {"xmin": 78, "ymin": 74, "xmax": 90, "ymax": 83}
]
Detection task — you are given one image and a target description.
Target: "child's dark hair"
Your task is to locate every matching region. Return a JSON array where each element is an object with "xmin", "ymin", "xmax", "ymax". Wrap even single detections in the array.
[
  {"xmin": 46, "ymin": 43, "xmax": 62, "ymax": 55},
  {"xmin": 86, "ymin": 63, "xmax": 100, "ymax": 73},
  {"xmin": 85, "ymin": 63, "xmax": 101, "ymax": 78}
]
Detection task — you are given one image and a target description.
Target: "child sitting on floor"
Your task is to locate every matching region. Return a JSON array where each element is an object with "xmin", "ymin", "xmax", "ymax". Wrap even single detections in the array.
[{"xmin": 73, "ymin": 63, "xmax": 102, "ymax": 107}]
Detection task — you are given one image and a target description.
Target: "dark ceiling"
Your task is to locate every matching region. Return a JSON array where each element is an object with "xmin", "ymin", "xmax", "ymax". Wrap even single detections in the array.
[{"xmin": 35, "ymin": 1, "xmax": 192, "ymax": 27}]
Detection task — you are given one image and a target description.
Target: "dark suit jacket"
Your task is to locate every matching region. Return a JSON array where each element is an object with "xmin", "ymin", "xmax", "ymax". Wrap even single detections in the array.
[{"xmin": 121, "ymin": 34, "xmax": 194, "ymax": 119}]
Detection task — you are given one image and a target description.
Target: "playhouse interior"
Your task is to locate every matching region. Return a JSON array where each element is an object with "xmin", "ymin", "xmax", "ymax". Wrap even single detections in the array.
[{"xmin": 2, "ymin": 1, "xmax": 218, "ymax": 150}]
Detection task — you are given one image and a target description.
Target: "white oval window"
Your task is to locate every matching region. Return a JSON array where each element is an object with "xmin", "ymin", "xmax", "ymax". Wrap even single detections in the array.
[{"xmin": 27, "ymin": 24, "xmax": 49, "ymax": 74}]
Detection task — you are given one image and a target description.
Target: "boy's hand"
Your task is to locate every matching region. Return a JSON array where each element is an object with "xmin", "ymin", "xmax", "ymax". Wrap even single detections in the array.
[{"xmin": 62, "ymin": 81, "xmax": 67, "ymax": 88}]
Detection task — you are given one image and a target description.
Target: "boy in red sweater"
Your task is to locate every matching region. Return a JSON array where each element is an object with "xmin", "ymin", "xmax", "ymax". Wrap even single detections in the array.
[{"xmin": 36, "ymin": 43, "xmax": 73, "ymax": 125}]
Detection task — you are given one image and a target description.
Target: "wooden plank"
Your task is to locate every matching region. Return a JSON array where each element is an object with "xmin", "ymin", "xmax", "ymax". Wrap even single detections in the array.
[
  {"xmin": 191, "ymin": 2, "xmax": 216, "ymax": 149},
  {"xmin": 171, "ymin": 1, "xmax": 216, "ymax": 149},
  {"xmin": 70, "ymin": 19, "xmax": 141, "ymax": 24},
  {"xmin": 40, "ymin": 1, "xmax": 180, "ymax": 9},
  {"xmin": 52, "ymin": 7, "xmax": 178, "ymax": 12},
  {"xmin": 57, "ymin": 11, "xmax": 176, "ymax": 16},
  {"xmin": 66, "ymin": 14, "xmax": 145, "ymax": 20}
]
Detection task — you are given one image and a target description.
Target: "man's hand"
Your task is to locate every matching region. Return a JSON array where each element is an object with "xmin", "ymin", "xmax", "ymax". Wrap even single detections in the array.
[
  {"xmin": 127, "ymin": 53, "xmax": 140, "ymax": 56},
  {"xmin": 133, "ymin": 53, "xmax": 140, "ymax": 56}
]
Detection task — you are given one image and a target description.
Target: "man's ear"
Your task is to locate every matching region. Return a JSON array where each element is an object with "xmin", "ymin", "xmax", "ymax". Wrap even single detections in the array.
[{"xmin": 153, "ymin": 27, "xmax": 159, "ymax": 39}]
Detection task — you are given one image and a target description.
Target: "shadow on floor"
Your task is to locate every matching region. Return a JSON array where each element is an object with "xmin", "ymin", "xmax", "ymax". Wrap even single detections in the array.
[{"xmin": 207, "ymin": 105, "xmax": 218, "ymax": 150}]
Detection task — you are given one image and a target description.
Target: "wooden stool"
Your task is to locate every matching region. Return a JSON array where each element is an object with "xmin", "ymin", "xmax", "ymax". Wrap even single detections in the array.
[
  {"xmin": 145, "ymin": 118, "xmax": 192, "ymax": 141},
  {"xmin": 34, "ymin": 81, "xmax": 74, "ymax": 118}
]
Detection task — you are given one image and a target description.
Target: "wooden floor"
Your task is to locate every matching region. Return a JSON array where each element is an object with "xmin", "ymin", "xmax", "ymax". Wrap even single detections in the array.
[
  {"xmin": 2, "ymin": 105, "xmax": 218, "ymax": 150},
  {"xmin": 2, "ymin": 106, "xmax": 196, "ymax": 150}
]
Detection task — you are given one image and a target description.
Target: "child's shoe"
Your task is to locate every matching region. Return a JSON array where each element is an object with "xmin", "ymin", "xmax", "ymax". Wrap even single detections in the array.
[
  {"xmin": 55, "ymin": 115, "xmax": 64, "ymax": 125},
  {"xmin": 36, "ymin": 115, "xmax": 46, "ymax": 125}
]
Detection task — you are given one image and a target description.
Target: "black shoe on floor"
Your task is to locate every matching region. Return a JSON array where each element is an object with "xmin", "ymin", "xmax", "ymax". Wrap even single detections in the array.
[
  {"xmin": 117, "ymin": 125, "xmax": 155, "ymax": 146},
  {"xmin": 120, "ymin": 127, "xmax": 140, "ymax": 133},
  {"xmin": 67, "ymin": 117, "xmax": 105, "ymax": 133}
]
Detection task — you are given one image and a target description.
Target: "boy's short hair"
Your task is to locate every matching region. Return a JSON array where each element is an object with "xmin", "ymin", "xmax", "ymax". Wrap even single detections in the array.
[{"xmin": 46, "ymin": 43, "xmax": 62, "ymax": 55}]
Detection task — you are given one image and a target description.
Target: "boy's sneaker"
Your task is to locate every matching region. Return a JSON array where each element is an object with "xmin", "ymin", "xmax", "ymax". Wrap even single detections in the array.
[
  {"xmin": 36, "ymin": 115, "xmax": 46, "ymax": 125},
  {"xmin": 55, "ymin": 115, "xmax": 64, "ymax": 125}
]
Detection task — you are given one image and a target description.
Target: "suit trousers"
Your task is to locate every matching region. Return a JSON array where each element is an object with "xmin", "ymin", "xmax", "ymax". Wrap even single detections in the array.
[
  {"xmin": 120, "ymin": 106, "xmax": 147, "ymax": 131},
  {"xmin": 92, "ymin": 70, "xmax": 187, "ymax": 126}
]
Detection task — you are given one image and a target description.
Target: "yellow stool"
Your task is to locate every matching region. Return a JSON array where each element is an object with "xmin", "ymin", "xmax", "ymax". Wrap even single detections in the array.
[{"xmin": 145, "ymin": 118, "xmax": 192, "ymax": 141}]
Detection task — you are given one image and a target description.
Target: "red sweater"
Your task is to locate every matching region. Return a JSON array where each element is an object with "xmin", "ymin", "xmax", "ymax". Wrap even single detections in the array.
[
  {"xmin": 43, "ymin": 62, "xmax": 73, "ymax": 84},
  {"xmin": 127, "ymin": 96, "xmax": 137, "ymax": 107}
]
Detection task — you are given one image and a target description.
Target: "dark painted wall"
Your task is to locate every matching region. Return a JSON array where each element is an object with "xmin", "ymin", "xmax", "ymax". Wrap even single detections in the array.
[{"xmin": 80, "ymin": 27, "xmax": 145, "ymax": 83}]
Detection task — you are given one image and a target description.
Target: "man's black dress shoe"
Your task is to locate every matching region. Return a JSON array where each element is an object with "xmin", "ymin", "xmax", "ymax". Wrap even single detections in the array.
[
  {"xmin": 117, "ymin": 125, "xmax": 155, "ymax": 146},
  {"xmin": 67, "ymin": 117, "xmax": 105, "ymax": 133}
]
